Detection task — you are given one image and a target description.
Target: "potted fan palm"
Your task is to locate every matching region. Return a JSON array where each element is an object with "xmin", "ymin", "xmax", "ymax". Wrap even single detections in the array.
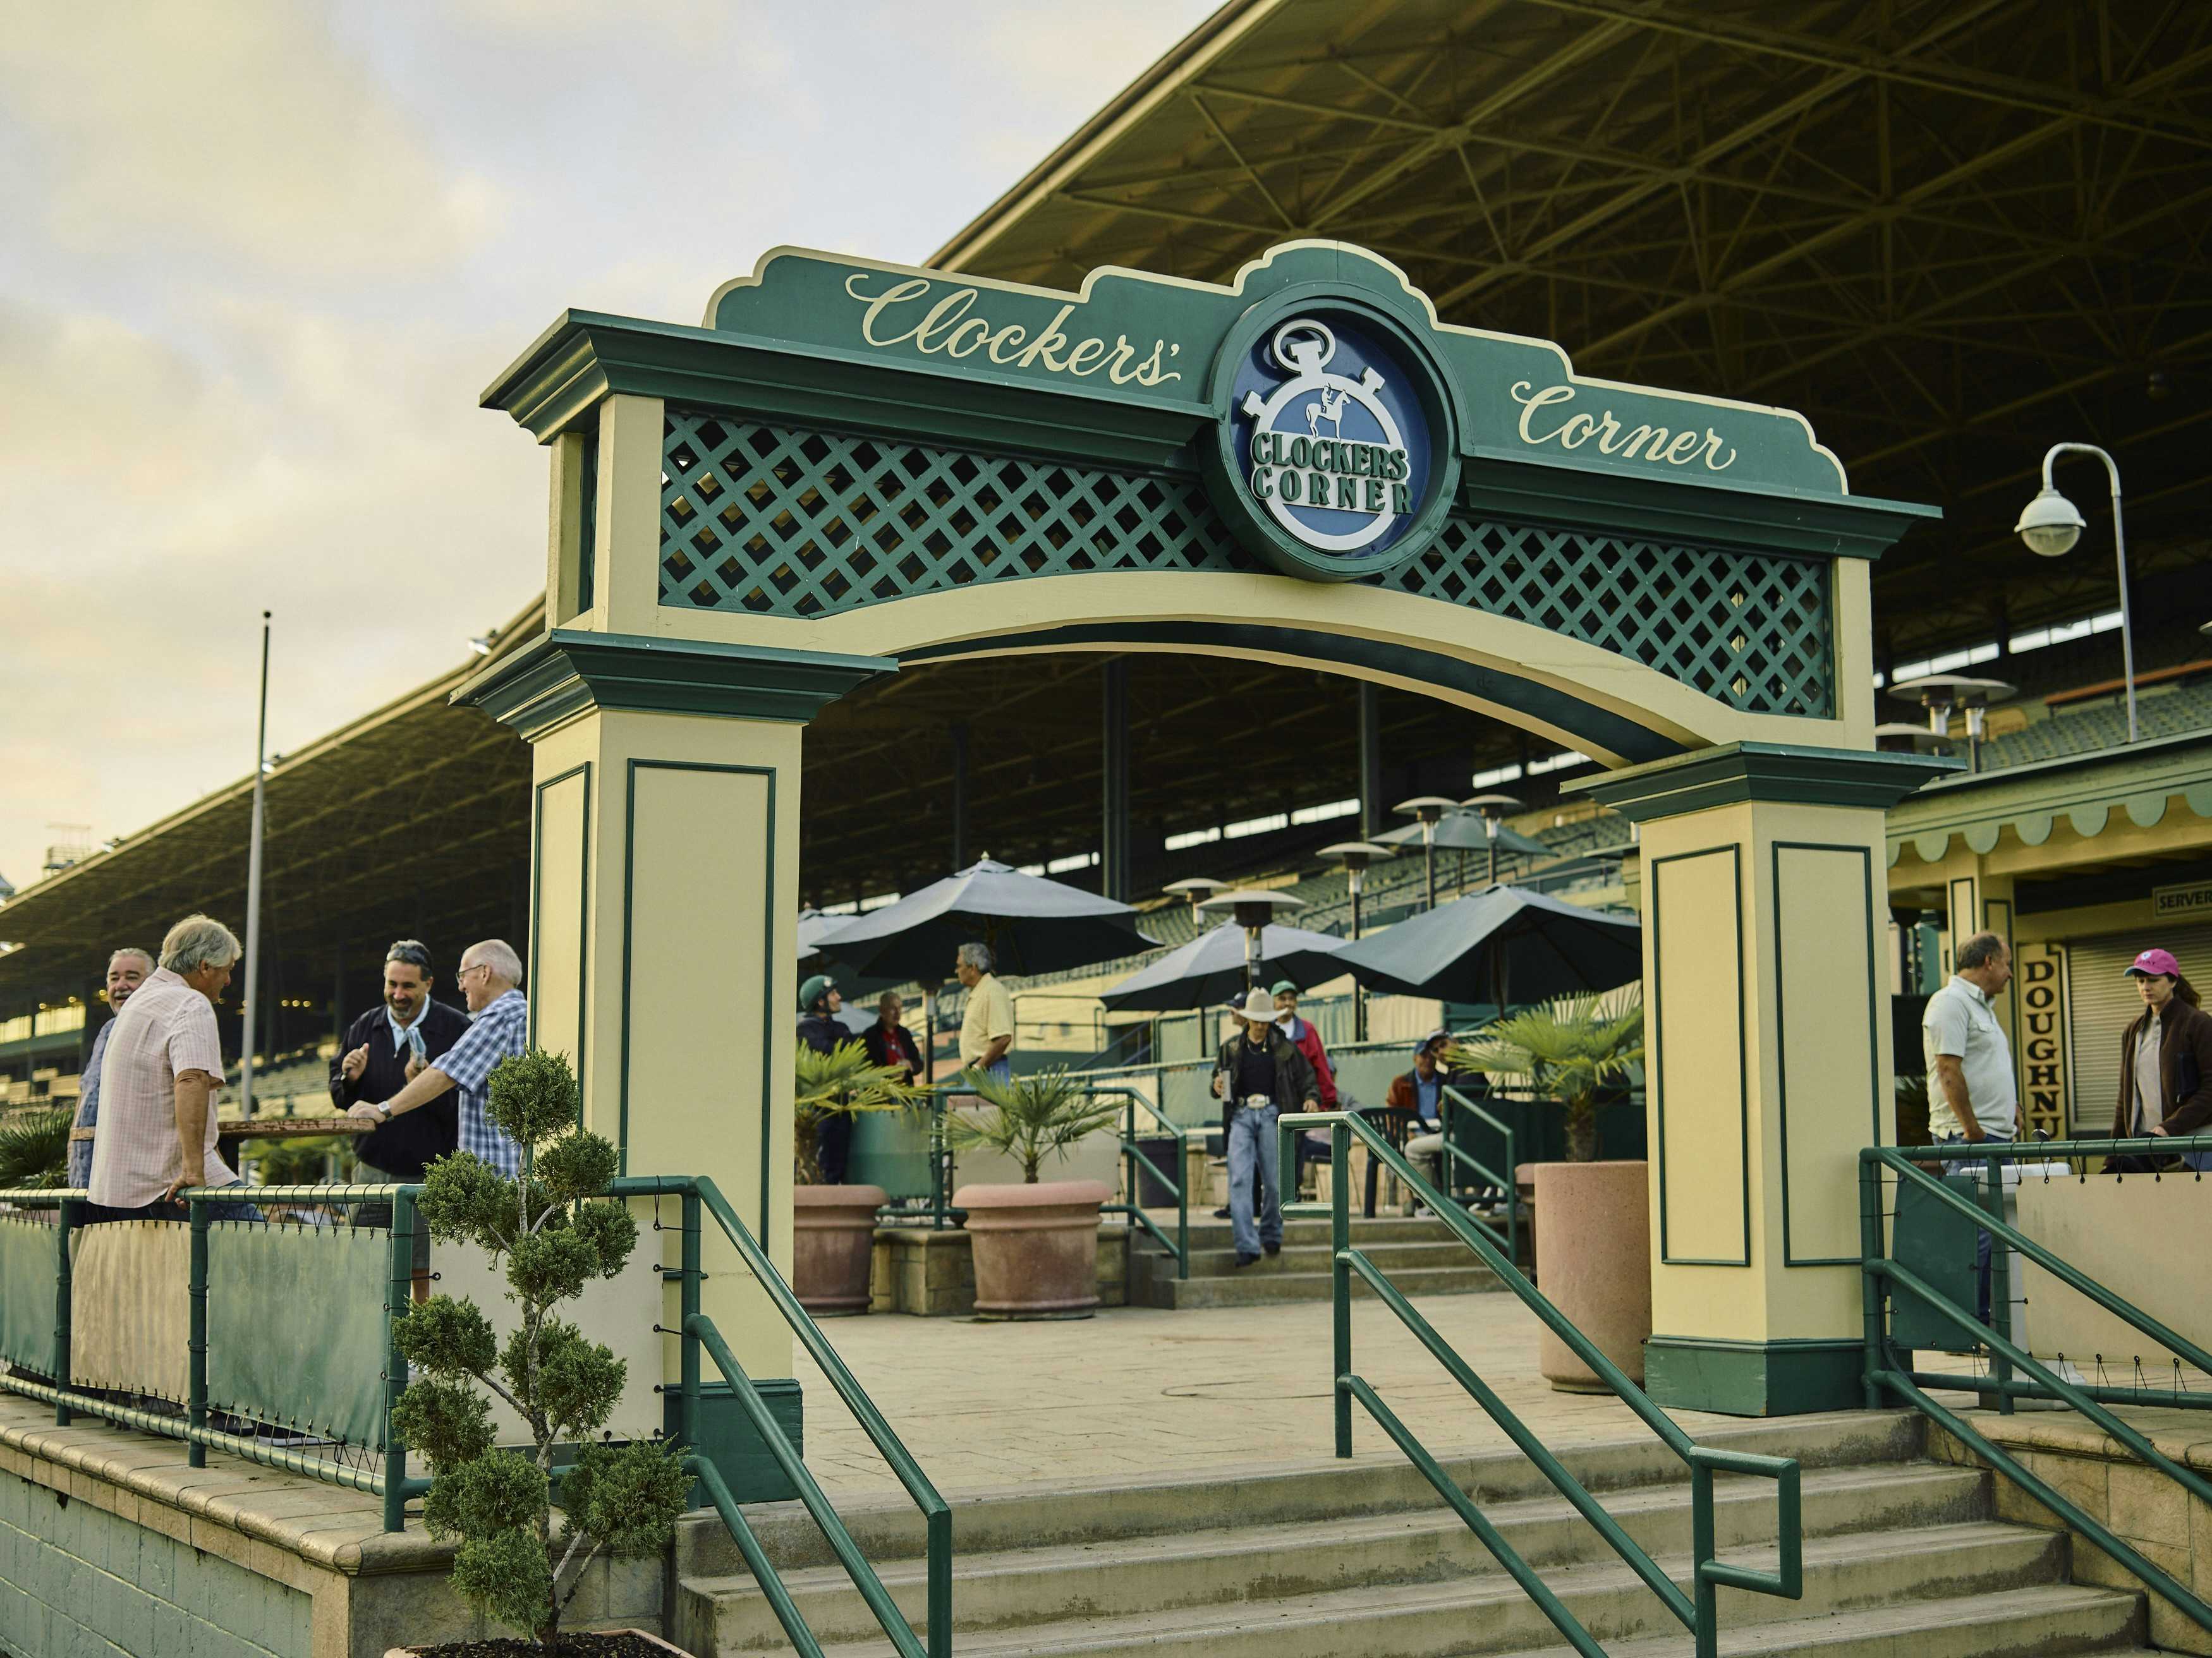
[
  {"xmin": 0, "ymin": 1108, "xmax": 72, "ymax": 1191},
  {"xmin": 1450, "ymin": 988, "xmax": 1647, "ymax": 1389},
  {"xmin": 791, "ymin": 1039, "xmax": 924, "ymax": 1314},
  {"xmin": 945, "ymin": 1067, "xmax": 1121, "ymax": 1318}
]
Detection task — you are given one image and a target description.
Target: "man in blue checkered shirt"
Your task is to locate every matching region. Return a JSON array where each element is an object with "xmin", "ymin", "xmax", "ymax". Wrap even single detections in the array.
[{"xmin": 343, "ymin": 939, "xmax": 527, "ymax": 1176}]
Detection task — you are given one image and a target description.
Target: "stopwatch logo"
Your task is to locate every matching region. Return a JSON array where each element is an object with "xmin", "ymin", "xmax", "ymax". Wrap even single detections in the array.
[{"xmin": 1239, "ymin": 318, "xmax": 1414, "ymax": 554}]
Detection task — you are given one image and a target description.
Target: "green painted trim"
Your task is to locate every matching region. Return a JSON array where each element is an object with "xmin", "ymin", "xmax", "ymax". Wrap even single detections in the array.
[
  {"xmin": 528, "ymin": 761, "xmax": 592, "ymax": 1104},
  {"xmin": 455, "ymin": 628, "xmax": 895, "ymax": 737},
  {"xmin": 1575, "ymin": 741, "xmax": 1957, "ymax": 823},
  {"xmin": 1983, "ymin": 895, "xmax": 2019, "ymax": 1098},
  {"xmin": 1884, "ymin": 732, "xmax": 2212, "ymax": 863},
  {"xmin": 619, "ymin": 761, "xmax": 781, "ymax": 1261},
  {"xmin": 664, "ymin": 1376, "xmax": 804, "ymax": 1505},
  {"xmin": 1648, "ymin": 844, "xmax": 1752, "ymax": 1268},
  {"xmin": 1643, "ymin": 1335, "xmax": 1864, "ymax": 1417},
  {"xmin": 905, "ymin": 620, "xmax": 1687, "ymax": 765},
  {"xmin": 1771, "ymin": 841, "xmax": 1881, "ymax": 1268}
]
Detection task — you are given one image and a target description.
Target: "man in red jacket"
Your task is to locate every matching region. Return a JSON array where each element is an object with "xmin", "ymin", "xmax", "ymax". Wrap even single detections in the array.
[{"xmin": 1272, "ymin": 979, "xmax": 1337, "ymax": 1109}]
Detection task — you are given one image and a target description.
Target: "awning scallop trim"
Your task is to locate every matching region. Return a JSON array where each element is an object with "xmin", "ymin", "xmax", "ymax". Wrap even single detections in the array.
[{"xmin": 1888, "ymin": 782, "xmax": 2212, "ymax": 866}]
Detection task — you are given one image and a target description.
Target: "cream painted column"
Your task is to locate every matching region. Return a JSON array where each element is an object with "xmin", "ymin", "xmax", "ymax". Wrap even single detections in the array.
[
  {"xmin": 1933, "ymin": 842, "xmax": 2020, "ymax": 1051},
  {"xmin": 459, "ymin": 632, "xmax": 888, "ymax": 1395},
  {"xmin": 1583, "ymin": 743, "xmax": 1947, "ymax": 1415}
]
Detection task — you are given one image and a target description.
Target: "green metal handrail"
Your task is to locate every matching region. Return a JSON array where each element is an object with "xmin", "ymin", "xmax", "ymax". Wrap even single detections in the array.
[
  {"xmin": 1857, "ymin": 1137, "xmax": 2212, "ymax": 1638},
  {"xmin": 1277, "ymin": 1116, "xmax": 1801, "ymax": 1658},
  {"xmin": 1102, "ymin": 1084, "xmax": 1188, "ymax": 1280},
  {"xmin": 0, "ymin": 1183, "xmax": 432, "ymax": 1531},
  {"xmin": 610, "ymin": 1174, "xmax": 951, "ymax": 1658},
  {"xmin": 1438, "ymin": 1085, "xmax": 1519, "ymax": 1266}
]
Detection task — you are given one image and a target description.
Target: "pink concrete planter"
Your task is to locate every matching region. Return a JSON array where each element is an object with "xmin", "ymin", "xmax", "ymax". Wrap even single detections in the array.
[
  {"xmin": 389, "ymin": 1633, "xmax": 684, "ymax": 1655},
  {"xmin": 1529, "ymin": 1160, "xmax": 1651, "ymax": 1392},
  {"xmin": 953, "ymin": 1178, "xmax": 1112, "ymax": 1318},
  {"xmin": 792, "ymin": 1183, "xmax": 887, "ymax": 1315}
]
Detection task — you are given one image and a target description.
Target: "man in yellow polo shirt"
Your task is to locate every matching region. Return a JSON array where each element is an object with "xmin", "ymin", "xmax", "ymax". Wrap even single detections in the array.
[{"xmin": 954, "ymin": 942, "xmax": 1015, "ymax": 1082}]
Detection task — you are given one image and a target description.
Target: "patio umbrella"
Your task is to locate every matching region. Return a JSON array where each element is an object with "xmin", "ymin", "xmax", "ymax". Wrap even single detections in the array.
[
  {"xmin": 796, "ymin": 909, "xmax": 902, "ymax": 1000},
  {"xmin": 1099, "ymin": 921, "xmax": 1347, "ymax": 1012},
  {"xmin": 812, "ymin": 857, "xmax": 1156, "ymax": 981},
  {"xmin": 1373, "ymin": 810, "xmax": 1548, "ymax": 857},
  {"xmin": 1332, "ymin": 884, "xmax": 1640, "ymax": 1006}
]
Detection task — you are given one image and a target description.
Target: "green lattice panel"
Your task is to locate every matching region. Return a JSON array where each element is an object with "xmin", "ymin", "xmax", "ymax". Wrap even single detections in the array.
[{"xmin": 660, "ymin": 410, "xmax": 1833, "ymax": 717}]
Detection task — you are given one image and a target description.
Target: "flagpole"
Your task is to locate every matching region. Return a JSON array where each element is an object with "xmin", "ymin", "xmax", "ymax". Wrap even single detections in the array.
[{"xmin": 238, "ymin": 611, "xmax": 271, "ymax": 1121}]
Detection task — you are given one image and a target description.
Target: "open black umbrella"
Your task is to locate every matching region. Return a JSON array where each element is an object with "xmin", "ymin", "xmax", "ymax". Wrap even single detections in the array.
[
  {"xmin": 812, "ymin": 857, "xmax": 1155, "ymax": 981},
  {"xmin": 1100, "ymin": 921, "xmax": 1347, "ymax": 1012},
  {"xmin": 1332, "ymin": 884, "xmax": 1640, "ymax": 1005}
]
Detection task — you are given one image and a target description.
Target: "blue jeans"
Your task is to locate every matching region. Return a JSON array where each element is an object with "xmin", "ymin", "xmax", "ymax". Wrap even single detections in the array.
[
  {"xmin": 1935, "ymin": 1131, "xmax": 2012, "ymax": 1324},
  {"xmin": 1225, "ymin": 1103, "xmax": 1282, "ymax": 1258}
]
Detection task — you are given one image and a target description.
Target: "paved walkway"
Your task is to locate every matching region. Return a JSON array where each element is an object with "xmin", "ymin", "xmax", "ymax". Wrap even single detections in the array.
[{"xmin": 794, "ymin": 1290, "xmax": 1747, "ymax": 1496}]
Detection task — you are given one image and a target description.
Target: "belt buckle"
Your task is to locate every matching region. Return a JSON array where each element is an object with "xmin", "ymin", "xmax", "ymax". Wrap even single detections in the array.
[{"xmin": 1244, "ymin": 1094, "xmax": 1272, "ymax": 1111}]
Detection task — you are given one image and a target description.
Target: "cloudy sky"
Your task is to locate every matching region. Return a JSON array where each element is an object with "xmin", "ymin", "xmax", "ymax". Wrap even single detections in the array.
[{"xmin": 0, "ymin": 0, "xmax": 1218, "ymax": 892}]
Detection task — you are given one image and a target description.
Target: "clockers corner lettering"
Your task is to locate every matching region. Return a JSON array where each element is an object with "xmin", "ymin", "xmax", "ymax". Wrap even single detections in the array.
[
  {"xmin": 1248, "ymin": 430, "xmax": 1411, "ymax": 514},
  {"xmin": 1510, "ymin": 380, "xmax": 1737, "ymax": 473},
  {"xmin": 844, "ymin": 274, "xmax": 1182, "ymax": 387}
]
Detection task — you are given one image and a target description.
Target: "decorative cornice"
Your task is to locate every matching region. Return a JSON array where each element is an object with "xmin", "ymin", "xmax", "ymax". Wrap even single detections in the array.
[
  {"xmin": 1573, "ymin": 741, "xmax": 1957, "ymax": 823},
  {"xmin": 451, "ymin": 629, "xmax": 894, "ymax": 738}
]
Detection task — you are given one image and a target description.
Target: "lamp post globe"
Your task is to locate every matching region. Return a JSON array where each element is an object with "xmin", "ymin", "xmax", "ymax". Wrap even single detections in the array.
[{"xmin": 2014, "ymin": 485, "xmax": 2086, "ymax": 557}]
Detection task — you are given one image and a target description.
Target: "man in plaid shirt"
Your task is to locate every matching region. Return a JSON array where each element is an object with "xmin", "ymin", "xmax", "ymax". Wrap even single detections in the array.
[{"xmin": 343, "ymin": 938, "xmax": 527, "ymax": 1176}]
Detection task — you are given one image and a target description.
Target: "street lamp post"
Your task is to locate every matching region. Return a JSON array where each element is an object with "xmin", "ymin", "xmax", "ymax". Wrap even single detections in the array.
[
  {"xmin": 2015, "ymin": 443, "xmax": 2137, "ymax": 744},
  {"xmin": 1320, "ymin": 841, "xmax": 1392, "ymax": 1041},
  {"xmin": 1464, "ymin": 792, "xmax": 1523, "ymax": 886},
  {"xmin": 1394, "ymin": 796, "xmax": 1456, "ymax": 911},
  {"xmin": 1888, "ymin": 675, "xmax": 2014, "ymax": 775}
]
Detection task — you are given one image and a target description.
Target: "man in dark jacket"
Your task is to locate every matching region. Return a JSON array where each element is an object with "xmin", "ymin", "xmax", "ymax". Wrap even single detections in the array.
[
  {"xmin": 331, "ymin": 940, "xmax": 468, "ymax": 1247},
  {"xmin": 1211, "ymin": 987, "xmax": 1321, "ymax": 1266},
  {"xmin": 798, "ymin": 974, "xmax": 855, "ymax": 1182},
  {"xmin": 2106, "ymin": 948, "xmax": 2212, "ymax": 1173}
]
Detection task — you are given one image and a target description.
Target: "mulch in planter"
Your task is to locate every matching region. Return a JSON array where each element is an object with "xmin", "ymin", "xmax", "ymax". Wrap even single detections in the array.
[{"xmin": 409, "ymin": 1635, "xmax": 671, "ymax": 1656}]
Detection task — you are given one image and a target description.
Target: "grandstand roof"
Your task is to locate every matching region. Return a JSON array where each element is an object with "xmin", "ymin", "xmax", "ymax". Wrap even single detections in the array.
[{"xmin": 930, "ymin": 0, "xmax": 2212, "ymax": 663}]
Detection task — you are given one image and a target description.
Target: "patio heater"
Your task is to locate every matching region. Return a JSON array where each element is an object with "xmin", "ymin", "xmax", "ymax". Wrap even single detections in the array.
[
  {"xmin": 1199, "ymin": 888, "xmax": 1308, "ymax": 996},
  {"xmin": 1463, "ymin": 792, "xmax": 1524, "ymax": 886},
  {"xmin": 1394, "ymin": 796, "xmax": 1457, "ymax": 911},
  {"xmin": 1320, "ymin": 840, "xmax": 1393, "ymax": 1041},
  {"xmin": 1162, "ymin": 876, "xmax": 1226, "ymax": 1056},
  {"xmin": 1890, "ymin": 674, "xmax": 2015, "ymax": 775}
]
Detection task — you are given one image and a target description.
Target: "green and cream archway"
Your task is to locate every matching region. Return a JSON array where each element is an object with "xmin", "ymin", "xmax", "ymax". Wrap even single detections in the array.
[{"xmin": 466, "ymin": 241, "xmax": 1946, "ymax": 1420}]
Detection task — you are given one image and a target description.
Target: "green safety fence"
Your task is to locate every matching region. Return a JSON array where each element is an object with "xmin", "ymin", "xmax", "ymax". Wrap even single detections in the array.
[
  {"xmin": 207, "ymin": 1220, "xmax": 391, "ymax": 1453},
  {"xmin": 1280, "ymin": 1113, "xmax": 1801, "ymax": 1658},
  {"xmin": 1859, "ymin": 1136, "xmax": 2212, "ymax": 1641}
]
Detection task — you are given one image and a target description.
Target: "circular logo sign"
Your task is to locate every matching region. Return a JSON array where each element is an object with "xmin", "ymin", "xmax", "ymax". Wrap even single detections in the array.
[{"xmin": 1208, "ymin": 302, "xmax": 1457, "ymax": 581}]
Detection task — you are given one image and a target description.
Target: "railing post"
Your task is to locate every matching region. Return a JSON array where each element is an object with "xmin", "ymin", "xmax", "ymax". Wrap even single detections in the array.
[
  {"xmin": 1982, "ymin": 1153, "xmax": 2014, "ymax": 1415},
  {"xmin": 1332, "ymin": 1118, "xmax": 1352, "ymax": 1460},
  {"xmin": 680, "ymin": 1188, "xmax": 702, "ymax": 1453},
  {"xmin": 188, "ymin": 1195, "xmax": 209, "ymax": 1468},
  {"xmin": 1176, "ymin": 1126, "xmax": 1189, "ymax": 1280},
  {"xmin": 1857, "ymin": 1155, "xmax": 1885, "ymax": 1410},
  {"xmin": 53, "ymin": 1196, "xmax": 78, "ymax": 1427},
  {"xmin": 1503, "ymin": 1121, "xmax": 1519, "ymax": 1270},
  {"xmin": 1691, "ymin": 1458, "xmax": 1718, "ymax": 1658},
  {"xmin": 927, "ymin": 1503, "xmax": 953, "ymax": 1658},
  {"xmin": 383, "ymin": 1189, "xmax": 415, "ymax": 1532}
]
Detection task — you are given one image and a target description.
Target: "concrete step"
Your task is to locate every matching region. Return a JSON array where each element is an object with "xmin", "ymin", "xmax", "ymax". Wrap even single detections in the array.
[
  {"xmin": 675, "ymin": 1413, "xmax": 1927, "ymax": 1578},
  {"xmin": 1132, "ymin": 1261, "xmax": 1506, "ymax": 1308},
  {"xmin": 1481, "ymin": 1583, "xmax": 2144, "ymax": 1658},
  {"xmin": 1138, "ymin": 1214, "xmax": 1488, "ymax": 1249},
  {"xmin": 1134, "ymin": 1238, "xmax": 1491, "ymax": 1280},
  {"xmin": 712, "ymin": 1522, "xmax": 2074, "ymax": 1658},
  {"xmin": 679, "ymin": 1461, "xmax": 1990, "ymax": 1649}
]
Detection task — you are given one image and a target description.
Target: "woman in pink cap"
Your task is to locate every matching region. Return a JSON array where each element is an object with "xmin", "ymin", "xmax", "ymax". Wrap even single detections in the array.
[{"xmin": 2106, "ymin": 947, "xmax": 2212, "ymax": 1173}]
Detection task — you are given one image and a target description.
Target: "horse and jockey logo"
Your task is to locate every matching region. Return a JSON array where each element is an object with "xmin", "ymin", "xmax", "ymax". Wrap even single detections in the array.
[{"xmin": 1240, "ymin": 319, "xmax": 1413, "ymax": 554}]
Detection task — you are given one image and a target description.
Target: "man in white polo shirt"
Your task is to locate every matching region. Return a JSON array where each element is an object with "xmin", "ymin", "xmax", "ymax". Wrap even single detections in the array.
[
  {"xmin": 1922, "ymin": 929, "xmax": 2015, "ymax": 1321},
  {"xmin": 86, "ymin": 914, "xmax": 257, "ymax": 1223}
]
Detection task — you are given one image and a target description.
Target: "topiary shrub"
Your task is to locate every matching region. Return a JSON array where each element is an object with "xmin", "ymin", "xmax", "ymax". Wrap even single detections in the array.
[{"xmin": 390, "ymin": 1048, "xmax": 689, "ymax": 1644}]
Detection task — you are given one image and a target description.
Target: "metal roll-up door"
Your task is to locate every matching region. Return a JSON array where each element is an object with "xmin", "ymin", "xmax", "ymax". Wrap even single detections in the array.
[{"xmin": 2065, "ymin": 923, "xmax": 2212, "ymax": 1132}]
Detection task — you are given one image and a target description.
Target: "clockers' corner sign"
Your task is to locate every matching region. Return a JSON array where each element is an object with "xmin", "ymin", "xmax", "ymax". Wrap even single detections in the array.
[{"xmin": 694, "ymin": 239, "xmax": 1854, "ymax": 581}]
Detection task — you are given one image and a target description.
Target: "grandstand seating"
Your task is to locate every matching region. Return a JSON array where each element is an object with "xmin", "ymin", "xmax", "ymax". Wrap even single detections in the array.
[{"xmin": 1979, "ymin": 677, "xmax": 2212, "ymax": 771}]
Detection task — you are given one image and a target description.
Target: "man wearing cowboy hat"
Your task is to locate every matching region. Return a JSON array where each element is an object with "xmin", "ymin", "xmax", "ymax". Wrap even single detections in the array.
[{"xmin": 1211, "ymin": 986, "xmax": 1322, "ymax": 1267}]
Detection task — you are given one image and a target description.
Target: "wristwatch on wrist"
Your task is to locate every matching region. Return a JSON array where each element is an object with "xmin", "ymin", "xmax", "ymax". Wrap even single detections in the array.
[{"xmin": 374, "ymin": 1101, "xmax": 392, "ymax": 1122}]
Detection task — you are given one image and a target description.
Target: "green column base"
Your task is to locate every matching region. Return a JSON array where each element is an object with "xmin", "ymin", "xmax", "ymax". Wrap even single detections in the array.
[
  {"xmin": 1643, "ymin": 1336, "xmax": 1864, "ymax": 1416},
  {"xmin": 664, "ymin": 1378, "xmax": 804, "ymax": 1504}
]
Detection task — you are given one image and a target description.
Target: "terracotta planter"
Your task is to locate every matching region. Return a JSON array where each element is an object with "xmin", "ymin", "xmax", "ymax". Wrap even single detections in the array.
[
  {"xmin": 1529, "ymin": 1159, "xmax": 1651, "ymax": 1392},
  {"xmin": 953, "ymin": 1178, "xmax": 1112, "ymax": 1318},
  {"xmin": 792, "ymin": 1183, "xmax": 887, "ymax": 1315}
]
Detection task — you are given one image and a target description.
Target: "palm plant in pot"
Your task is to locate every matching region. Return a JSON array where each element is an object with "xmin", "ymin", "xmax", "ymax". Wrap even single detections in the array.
[
  {"xmin": 945, "ymin": 1067, "xmax": 1121, "ymax": 1318},
  {"xmin": 791, "ymin": 1039, "xmax": 924, "ymax": 1314},
  {"xmin": 1449, "ymin": 987, "xmax": 1648, "ymax": 1389}
]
